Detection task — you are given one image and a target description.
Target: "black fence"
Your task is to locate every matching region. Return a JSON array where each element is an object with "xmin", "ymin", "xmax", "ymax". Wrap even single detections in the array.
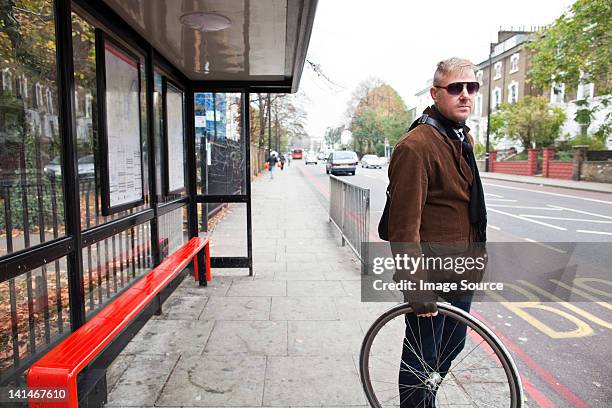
[
  {"xmin": 586, "ymin": 150, "xmax": 612, "ymax": 161},
  {"xmin": 0, "ymin": 174, "xmax": 154, "ymax": 383}
]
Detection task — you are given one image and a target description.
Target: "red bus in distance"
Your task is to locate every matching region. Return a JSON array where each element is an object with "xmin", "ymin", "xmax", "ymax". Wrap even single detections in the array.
[{"xmin": 291, "ymin": 148, "xmax": 303, "ymax": 159}]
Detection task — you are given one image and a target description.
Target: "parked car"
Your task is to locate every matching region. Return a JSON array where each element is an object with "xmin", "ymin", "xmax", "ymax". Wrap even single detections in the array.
[
  {"xmin": 361, "ymin": 154, "xmax": 386, "ymax": 169},
  {"xmin": 43, "ymin": 154, "xmax": 95, "ymax": 178},
  {"xmin": 317, "ymin": 151, "xmax": 327, "ymax": 161},
  {"xmin": 304, "ymin": 151, "xmax": 318, "ymax": 165},
  {"xmin": 326, "ymin": 150, "xmax": 358, "ymax": 175}
]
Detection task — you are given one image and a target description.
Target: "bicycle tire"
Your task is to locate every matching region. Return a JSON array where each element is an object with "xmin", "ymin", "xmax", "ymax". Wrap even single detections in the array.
[{"xmin": 359, "ymin": 302, "xmax": 523, "ymax": 407}]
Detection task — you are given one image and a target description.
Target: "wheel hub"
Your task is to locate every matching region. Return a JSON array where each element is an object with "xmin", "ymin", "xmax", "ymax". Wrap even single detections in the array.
[{"xmin": 425, "ymin": 371, "xmax": 442, "ymax": 391}]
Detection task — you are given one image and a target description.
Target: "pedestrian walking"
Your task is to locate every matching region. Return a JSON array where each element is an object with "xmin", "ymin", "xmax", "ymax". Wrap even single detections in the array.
[
  {"xmin": 279, "ymin": 154, "xmax": 286, "ymax": 170},
  {"xmin": 268, "ymin": 153, "xmax": 278, "ymax": 180},
  {"xmin": 383, "ymin": 57, "xmax": 487, "ymax": 407}
]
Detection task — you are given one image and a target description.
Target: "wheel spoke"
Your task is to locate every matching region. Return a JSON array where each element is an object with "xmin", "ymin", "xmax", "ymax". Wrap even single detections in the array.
[{"xmin": 402, "ymin": 336, "xmax": 435, "ymax": 375}]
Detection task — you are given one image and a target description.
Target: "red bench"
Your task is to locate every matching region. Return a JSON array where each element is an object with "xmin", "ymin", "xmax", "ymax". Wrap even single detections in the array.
[{"xmin": 27, "ymin": 237, "xmax": 210, "ymax": 408}]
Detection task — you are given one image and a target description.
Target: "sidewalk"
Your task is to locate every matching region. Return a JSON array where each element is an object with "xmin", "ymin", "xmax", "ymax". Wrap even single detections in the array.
[
  {"xmin": 104, "ymin": 164, "xmax": 394, "ymax": 407},
  {"xmin": 481, "ymin": 171, "xmax": 612, "ymax": 193},
  {"xmin": 102, "ymin": 164, "xmax": 510, "ymax": 407}
]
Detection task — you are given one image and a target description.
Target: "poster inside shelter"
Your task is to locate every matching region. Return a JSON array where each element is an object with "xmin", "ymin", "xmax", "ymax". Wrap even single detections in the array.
[
  {"xmin": 104, "ymin": 43, "xmax": 142, "ymax": 207},
  {"xmin": 166, "ymin": 84, "xmax": 185, "ymax": 192}
]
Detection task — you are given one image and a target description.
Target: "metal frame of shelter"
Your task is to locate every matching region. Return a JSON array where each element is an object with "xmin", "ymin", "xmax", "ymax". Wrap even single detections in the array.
[{"xmin": 0, "ymin": 0, "xmax": 317, "ymax": 389}]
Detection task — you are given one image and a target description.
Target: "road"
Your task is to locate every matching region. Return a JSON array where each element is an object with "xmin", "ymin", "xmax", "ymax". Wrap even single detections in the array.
[{"xmin": 297, "ymin": 160, "xmax": 612, "ymax": 408}]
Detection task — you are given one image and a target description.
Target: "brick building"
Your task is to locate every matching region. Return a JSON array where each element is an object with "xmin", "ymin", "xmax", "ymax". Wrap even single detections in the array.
[{"xmin": 472, "ymin": 29, "xmax": 611, "ymax": 150}]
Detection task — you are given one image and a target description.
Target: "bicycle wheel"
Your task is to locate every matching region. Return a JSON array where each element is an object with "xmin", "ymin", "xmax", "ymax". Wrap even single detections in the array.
[{"xmin": 360, "ymin": 302, "xmax": 523, "ymax": 408}]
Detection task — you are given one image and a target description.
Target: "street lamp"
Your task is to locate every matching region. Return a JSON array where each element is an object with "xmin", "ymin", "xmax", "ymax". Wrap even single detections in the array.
[{"xmin": 267, "ymin": 93, "xmax": 272, "ymax": 154}]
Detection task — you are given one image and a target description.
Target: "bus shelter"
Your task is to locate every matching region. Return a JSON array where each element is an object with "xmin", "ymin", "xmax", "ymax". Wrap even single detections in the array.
[{"xmin": 0, "ymin": 0, "xmax": 317, "ymax": 402}]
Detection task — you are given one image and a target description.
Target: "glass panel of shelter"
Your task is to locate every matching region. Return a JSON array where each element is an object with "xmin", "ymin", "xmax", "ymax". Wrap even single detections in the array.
[{"xmin": 0, "ymin": 1, "xmax": 65, "ymax": 257}]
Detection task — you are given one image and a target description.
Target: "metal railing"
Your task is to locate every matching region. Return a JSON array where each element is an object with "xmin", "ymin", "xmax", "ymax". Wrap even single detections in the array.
[
  {"xmin": 329, "ymin": 175, "xmax": 370, "ymax": 273},
  {"xmin": 0, "ymin": 174, "xmax": 157, "ymax": 383}
]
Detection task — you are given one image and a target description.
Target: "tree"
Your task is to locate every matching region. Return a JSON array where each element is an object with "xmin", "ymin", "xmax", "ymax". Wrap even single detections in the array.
[
  {"xmin": 490, "ymin": 96, "xmax": 566, "ymax": 148},
  {"xmin": 528, "ymin": 0, "xmax": 611, "ymax": 139},
  {"xmin": 346, "ymin": 81, "xmax": 410, "ymax": 155},
  {"xmin": 249, "ymin": 93, "xmax": 308, "ymax": 152},
  {"xmin": 528, "ymin": 0, "xmax": 611, "ymax": 95},
  {"xmin": 324, "ymin": 126, "xmax": 342, "ymax": 149}
]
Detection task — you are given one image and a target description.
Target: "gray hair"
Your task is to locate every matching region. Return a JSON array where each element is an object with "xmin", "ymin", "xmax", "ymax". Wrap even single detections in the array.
[{"xmin": 433, "ymin": 58, "xmax": 476, "ymax": 86}]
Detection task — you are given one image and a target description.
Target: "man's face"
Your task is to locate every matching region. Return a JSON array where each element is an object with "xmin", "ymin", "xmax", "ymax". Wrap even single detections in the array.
[{"xmin": 430, "ymin": 69, "xmax": 477, "ymax": 122}]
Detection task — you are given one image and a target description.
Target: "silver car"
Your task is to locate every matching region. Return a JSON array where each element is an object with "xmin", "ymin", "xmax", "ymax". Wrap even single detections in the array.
[
  {"xmin": 304, "ymin": 151, "xmax": 318, "ymax": 165},
  {"xmin": 325, "ymin": 151, "xmax": 358, "ymax": 176},
  {"xmin": 361, "ymin": 154, "xmax": 386, "ymax": 169}
]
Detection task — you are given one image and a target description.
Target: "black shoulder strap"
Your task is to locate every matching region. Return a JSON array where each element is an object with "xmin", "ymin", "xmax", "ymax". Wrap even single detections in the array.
[{"xmin": 408, "ymin": 114, "xmax": 446, "ymax": 136}]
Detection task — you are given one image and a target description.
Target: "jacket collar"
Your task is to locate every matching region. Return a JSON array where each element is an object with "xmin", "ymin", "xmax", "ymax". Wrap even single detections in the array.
[{"xmin": 425, "ymin": 105, "xmax": 471, "ymax": 134}]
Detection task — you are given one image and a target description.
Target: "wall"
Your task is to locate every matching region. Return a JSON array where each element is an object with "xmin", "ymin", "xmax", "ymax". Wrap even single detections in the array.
[{"xmin": 581, "ymin": 162, "xmax": 612, "ymax": 183}]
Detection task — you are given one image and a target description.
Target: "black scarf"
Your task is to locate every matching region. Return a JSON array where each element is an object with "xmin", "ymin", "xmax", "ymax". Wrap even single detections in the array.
[{"xmin": 427, "ymin": 106, "xmax": 487, "ymax": 242}]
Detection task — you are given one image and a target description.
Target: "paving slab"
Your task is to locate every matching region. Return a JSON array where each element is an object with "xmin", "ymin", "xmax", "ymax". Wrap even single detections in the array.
[
  {"xmin": 123, "ymin": 320, "xmax": 214, "ymax": 355},
  {"xmin": 288, "ymin": 320, "xmax": 364, "ymax": 356},
  {"xmin": 157, "ymin": 355, "xmax": 267, "ymax": 406},
  {"xmin": 106, "ymin": 353, "xmax": 179, "ymax": 406},
  {"xmin": 227, "ymin": 279, "xmax": 287, "ymax": 297},
  {"xmin": 286, "ymin": 280, "xmax": 348, "ymax": 297},
  {"xmin": 270, "ymin": 296, "xmax": 338, "ymax": 320},
  {"xmin": 263, "ymin": 356, "xmax": 366, "ymax": 406},
  {"xmin": 204, "ymin": 320, "xmax": 288, "ymax": 356},
  {"xmin": 200, "ymin": 296, "xmax": 271, "ymax": 321},
  {"xmin": 335, "ymin": 296, "xmax": 395, "ymax": 321},
  {"xmin": 152, "ymin": 294, "xmax": 209, "ymax": 320}
]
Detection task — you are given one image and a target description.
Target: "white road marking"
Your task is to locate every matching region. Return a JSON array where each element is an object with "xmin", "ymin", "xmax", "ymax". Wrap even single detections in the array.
[
  {"xmin": 488, "ymin": 205, "xmax": 563, "ymax": 210},
  {"xmin": 485, "ymin": 193, "xmax": 504, "ymax": 198},
  {"xmin": 547, "ymin": 205, "xmax": 612, "ymax": 220},
  {"xmin": 519, "ymin": 215, "xmax": 612, "ymax": 224},
  {"xmin": 521, "ymin": 238, "xmax": 567, "ymax": 253},
  {"xmin": 483, "ymin": 182, "xmax": 612, "ymax": 205},
  {"xmin": 486, "ymin": 199, "xmax": 518, "ymax": 202},
  {"xmin": 488, "ymin": 208, "xmax": 567, "ymax": 231},
  {"xmin": 576, "ymin": 230, "xmax": 612, "ymax": 236},
  {"xmin": 488, "ymin": 224, "xmax": 501, "ymax": 231}
]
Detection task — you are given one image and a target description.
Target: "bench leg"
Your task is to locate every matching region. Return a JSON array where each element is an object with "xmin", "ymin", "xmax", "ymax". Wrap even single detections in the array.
[
  {"xmin": 196, "ymin": 252, "xmax": 207, "ymax": 287},
  {"xmin": 205, "ymin": 242, "xmax": 211, "ymax": 282},
  {"xmin": 154, "ymin": 293, "xmax": 162, "ymax": 315}
]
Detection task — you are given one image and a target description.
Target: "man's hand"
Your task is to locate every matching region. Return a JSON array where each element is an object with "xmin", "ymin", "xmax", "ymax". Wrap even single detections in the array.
[{"xmin": 409, "ymin": 300, "xmax": 438, "ymax": 317}]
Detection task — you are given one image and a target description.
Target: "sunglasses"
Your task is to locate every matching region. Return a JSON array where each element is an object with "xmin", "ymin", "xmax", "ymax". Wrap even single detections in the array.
[{"xmin": 434, "ymin": 81, "xmax": 480, "ymax": 95}]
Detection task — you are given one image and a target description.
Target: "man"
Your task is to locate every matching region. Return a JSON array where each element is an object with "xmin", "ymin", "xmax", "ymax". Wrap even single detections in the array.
[
  {"xmin": 387, "ymin": 58, "xmax": 487, "ymax": 407},
  {"xmin": 279, "ymin": 153, "xmax": 286, "ymax": 170},
  {"xmin": 268, "ymin": 153, "xmax": 278, "ymax": 180}
]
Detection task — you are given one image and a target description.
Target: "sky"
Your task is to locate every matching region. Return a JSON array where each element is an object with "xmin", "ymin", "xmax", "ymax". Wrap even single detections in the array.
[{"xmin": 299, "ymin": 0, "xmax": 576, "ymax": 140}]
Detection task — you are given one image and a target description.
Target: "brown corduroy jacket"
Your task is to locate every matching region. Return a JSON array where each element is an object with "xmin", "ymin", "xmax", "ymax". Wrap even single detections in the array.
[{"xmin": 387, "ymin": 122, "xmax": 475, "ymax": 243}]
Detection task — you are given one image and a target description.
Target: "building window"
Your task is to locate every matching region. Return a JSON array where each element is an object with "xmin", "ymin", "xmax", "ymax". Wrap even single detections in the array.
[
  {"xmin": 2, "ymin": 68, "xmax": 12, "ymax": 92},
  {"xmin": 46, "ymin": 88, "xmax": 54, "ymax": 115},
  {"xmin": 510, "ymin": 53, "xmax": 520, "ymax": 73},
  {"xmin": 494, "ymin": 62, "xmax": 502, "ymax": 79},
  {"xmin": 16, "ymin": 75, "xmax": 27, "ymax": 99},
  {"xmin": 492, "ymin": 87, "xmax": 501, "ymax": 110},
  {"xmin": 508, "ymin": 81, "xmax": 518, "ymax": 103},
  {"xmin": 35, "ymin": 82, "xmax": 44, "ymax": 109},
  {"xmin": 475, "ymin": 92, "xmax": 483, "ymax": 116},
  {"xmin": 476, "ymin": 70, "xmax": 483, "ymax": 84},
  {"xmin": 577, "ymin": 83, "xmax": 594, "ymax": 100},
  {"xmin": 85, "ymin": 93, "xmax": 93, "ymax": 118},
  {"xmin": 550, "ymin": 83, "xmax": 565, "ymax": 104}
]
